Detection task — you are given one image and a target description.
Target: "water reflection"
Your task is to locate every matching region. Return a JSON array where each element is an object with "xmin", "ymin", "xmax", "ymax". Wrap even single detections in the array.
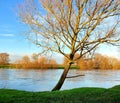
[{"xmin": 0, "ymin": 69, "xmax": 120, "ymax": 91}]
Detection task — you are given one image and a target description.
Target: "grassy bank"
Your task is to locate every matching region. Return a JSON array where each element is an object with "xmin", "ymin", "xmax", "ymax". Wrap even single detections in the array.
[
  {"xmin": 0, "ymin": 64, "xmax": 79, "ymax": 69},
  {"xmin": 0, "ymin": 85, "xmax": 120, "ymax": 103},
  {"xmin": 0, "ymin": 64, "xmax": 11, "ymax": 68},
  {"xmin": 57, "ymin": 65, "xmax": 79, "ymax": 69}
]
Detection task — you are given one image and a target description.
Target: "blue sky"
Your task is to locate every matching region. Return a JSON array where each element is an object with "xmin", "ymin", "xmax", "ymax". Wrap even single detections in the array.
[
  {"xmin": 0, "ymin": 0, "xmax": 119, "ymax": 63},
  {"xmin": 0, "ymin": 0, "xmax": 42, "ymax": 61}
]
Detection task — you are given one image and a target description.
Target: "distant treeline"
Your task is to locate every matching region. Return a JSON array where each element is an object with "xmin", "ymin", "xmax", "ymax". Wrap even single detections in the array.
[
  {"xmin": 11, "ymin": 53, "xmax": 120, "ymax": 70},
  {"xmin": 0, "ymin": 53, "xmax": 9, "ymax": 65},
  {"xmin": 63, "ymin": 53, "xmax": 120, "ymax": 70},
  {"xmin": 12, "ymin": 54, "xmax": 58, "ymax": 69},
  {"xmin": 0, "ymin": 53, "xmax": 120, "ymax": 70}
]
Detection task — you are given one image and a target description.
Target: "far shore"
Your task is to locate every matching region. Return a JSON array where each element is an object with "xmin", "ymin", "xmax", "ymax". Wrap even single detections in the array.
[{"xmin": 0, "ymin": 64, "xmax": 79, "ymax": 69}]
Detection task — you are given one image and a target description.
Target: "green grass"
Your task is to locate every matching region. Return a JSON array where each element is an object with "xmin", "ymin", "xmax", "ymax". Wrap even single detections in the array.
[
  {"xmin": 0, "ymin": 85, "xmax": 120, "ymax": 103},
  {"xmin": 57, "ymin": 66, "xmax": 79, "ymax": 69},
  {"xmin": 0, "ymin": 65, "xmax": 79, "ymax": 69},
  {"xmin": 0, "ymin": 64, "xmax": 11, "ymax": 68}
]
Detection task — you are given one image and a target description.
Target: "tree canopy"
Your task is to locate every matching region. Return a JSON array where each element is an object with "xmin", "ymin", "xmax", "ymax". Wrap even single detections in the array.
[{"xmin": 18, "ymin": 0, "xmax": 120, "ymax": 62}]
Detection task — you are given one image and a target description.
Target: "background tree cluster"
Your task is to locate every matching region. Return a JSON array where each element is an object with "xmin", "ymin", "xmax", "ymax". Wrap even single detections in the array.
[
  {"xmin": 63, "ymin": 53, "xmax": 120, "ymax": 70},
  {"xmin": 13, "ymin": 54, "xmax": 57, "ymax": 69},
  {"xmin": 0, "ymin": 53, "xmax": 9, "ymax": 65}
]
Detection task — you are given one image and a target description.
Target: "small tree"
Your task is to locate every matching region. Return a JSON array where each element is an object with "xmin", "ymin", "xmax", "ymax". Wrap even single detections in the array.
[
  {"xmin": 32, "ymin": 53, "xmax": 39, "ymax": 62},
  {"xmin": 18, "ymin": 0, "xmax": 120, "ymax": 91},
  {"xmin": 48, "ymin": 58, "xmax": 58, "ymax": 69},
  {"xmin": 22, "ymin": 55, "xmax": 31, "ymax": 68},
  {"xmin": 0, "ymin": 53, "xmax": 9, "ymax": 65}
]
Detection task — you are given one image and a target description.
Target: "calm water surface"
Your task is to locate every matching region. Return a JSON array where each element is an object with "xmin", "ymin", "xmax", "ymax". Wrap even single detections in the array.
[{"xmin": 0, "ymin": 69, "xmax": 120, "ymax": 91}]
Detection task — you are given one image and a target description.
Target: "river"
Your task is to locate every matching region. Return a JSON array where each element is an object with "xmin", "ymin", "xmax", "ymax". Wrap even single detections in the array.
[{"xmin": 0, "ymin": 69, "xmax": 120, "ymax": 91}]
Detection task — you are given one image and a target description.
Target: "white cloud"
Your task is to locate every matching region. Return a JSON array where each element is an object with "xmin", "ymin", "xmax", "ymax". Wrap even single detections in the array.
[{"xmin": 0, "ymin": 33, "xmax": 15, "ymax": 37}]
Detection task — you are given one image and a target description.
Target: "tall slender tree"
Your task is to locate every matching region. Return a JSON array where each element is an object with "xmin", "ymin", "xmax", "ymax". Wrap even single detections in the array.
[{"xmin": 18, "ymin": 0, "xmax": 120, "ymax": 91}]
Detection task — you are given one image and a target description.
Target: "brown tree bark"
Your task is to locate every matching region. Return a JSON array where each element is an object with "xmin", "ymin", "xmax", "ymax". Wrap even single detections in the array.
[{"xmin": 52, "ymin": 62, "xmax": 72, "ymax": 91}]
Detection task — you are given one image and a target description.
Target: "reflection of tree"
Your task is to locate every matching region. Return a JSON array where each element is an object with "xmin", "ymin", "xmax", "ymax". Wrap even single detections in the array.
[
  {"xmin": 0, "ymin": 70, "xmax": 10, "ymax": 80},
  {"xmin": 0, "ymin": 70, "xmax": 10, "ymax": 88},
  {"xmin": 14, "ymin": 69, "xmax": 30, "ymax": 79}
]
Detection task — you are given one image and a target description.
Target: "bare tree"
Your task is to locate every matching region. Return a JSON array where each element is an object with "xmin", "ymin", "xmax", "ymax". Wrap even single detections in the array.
[
  {"xmin": 17, "ymin": 0, "xmax": 120, "ymax": 91},
  {"xmin": 0, "ymin": 53, "xmax": 9, "ymax": 65},
  {"xmin": 22, "ymin": 55, "xmax": 31, "ymax": 68},
  {"xmin": 32, "ymin": 53, "xmax": 39, "ymax": 64}
]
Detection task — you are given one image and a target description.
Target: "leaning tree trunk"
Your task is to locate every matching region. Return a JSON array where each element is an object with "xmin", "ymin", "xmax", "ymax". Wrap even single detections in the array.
[{"xmin": 52, "ymin": 62, "xmax": 72, "ymax": 91}]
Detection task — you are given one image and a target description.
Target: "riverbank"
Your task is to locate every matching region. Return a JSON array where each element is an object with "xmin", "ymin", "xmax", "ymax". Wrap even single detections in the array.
[
  {"xmin": 0, "ymin": 64, "xmax": 79, "ymax": 69},
  {"xmin": 0, "ymin": 64, "xmax": 11, "ymax": 68},
  {"xmin": 0, "ymin": 85, "xmax": 120, "ymax": 103}
]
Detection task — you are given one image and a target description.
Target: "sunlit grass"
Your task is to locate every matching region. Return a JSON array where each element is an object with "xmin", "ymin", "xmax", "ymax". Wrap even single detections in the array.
[{"xmin": 0, "ymin": 85, "xmax": 120, "ymax": 103}]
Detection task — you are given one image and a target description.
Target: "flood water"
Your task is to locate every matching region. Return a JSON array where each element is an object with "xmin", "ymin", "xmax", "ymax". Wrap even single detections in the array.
[{"xmin": 0, "ymin": 69, "xmax": 120, "ymax": 92}]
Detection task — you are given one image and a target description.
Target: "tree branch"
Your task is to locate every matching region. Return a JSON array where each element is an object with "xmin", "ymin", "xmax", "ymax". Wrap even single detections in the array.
[{"xmin": 66, "ymin": 74, "xmax": 85, "ymax": 78}]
